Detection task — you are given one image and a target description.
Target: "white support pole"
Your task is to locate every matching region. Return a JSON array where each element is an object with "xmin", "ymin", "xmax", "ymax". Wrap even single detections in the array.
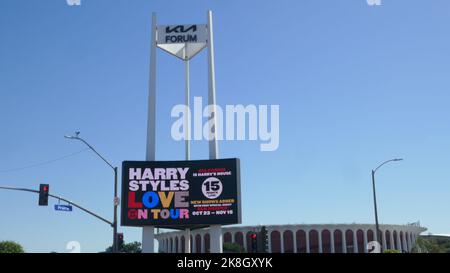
[
  {"xmin": 318, "ymin": 230, "xmax": 323, "ymax": 253},
  {"xmin": 207, "ymin": 10, "xmax": 219, "ymax": 160},
  {"xmin": 185, "ymin": 54, "xmax": 191, "ymax": 161},
  {"xmin": 363, "ymin": 230, "xmax": 368, "ymax": 253},
  {"xmin": 306, "ymin": 230, "xmax": 310, "ymax": 253},
  {"xmin": 330, "ymin": 230, "xmax": 335, "ymax": 253},
  {"xmin": 407, "ymin": 233, "xmax": 412, "ymax": 252},
  {"xmin": 207, "ymin": 10, "xmax": 223, "ymax": 254},
  {"xmin": 402, "ymin": 233, "xmax": 407, "ymax": 252},
  {"xmin": 389, "ymin": 231, "xmax": 394, "ymax": 250},
  {"xmin": 142, "ymin": 226, "xmax": 155, "ymax": 253},
  {"xmin": 210, "ymin": 225, "xmax": 223, "ymax": 253},
  {"xmin": 342, "ymin": 231, "xmax": 347, "ymax": 253},
  {"xmin": 185, "ymin": 229, "xmax": 191, "ymax": 253},
  {"xmin": 142, "ymin": 12, "xmax": 158, "ymax": 254},
  {"xmin": 353, "ymin": 230, "xmax": 358, "ymax": 253},
  {"xmin": 293, "ymin": 230, "xmax": 298, "ymax": 253},
  {"xmin": 192, "ymin": 234, "xmax": 197, "ymax": 253},
  {"xmin": 146, "ymin": 14, "xmax": 157, "ymax": 160},
  {"xmin": 183, "ymin": 45, "xmax": 192, "ymax": 254}
]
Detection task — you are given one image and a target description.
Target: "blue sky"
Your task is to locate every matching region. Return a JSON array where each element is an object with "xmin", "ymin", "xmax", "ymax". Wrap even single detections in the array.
[{"xmin": 1, "ymin": 0, "xmax": 449, "ymax": 253}]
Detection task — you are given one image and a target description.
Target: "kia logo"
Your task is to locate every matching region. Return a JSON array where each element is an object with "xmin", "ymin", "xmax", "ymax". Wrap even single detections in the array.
[{"xmin": 166, "ymin": 25, "xmax": 197, "ymax": 34}]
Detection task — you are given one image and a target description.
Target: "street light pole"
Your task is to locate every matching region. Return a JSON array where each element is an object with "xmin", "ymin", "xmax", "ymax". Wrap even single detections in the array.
[
  {"xmin": 65, "ymin": 132, "xmax": 119, "ymax": 253},
  {"xmin": 371, "ymin": 158, "xmax": 403, "ymax": 252},
  {"xmin": 113, "ymin": 166, "xmax": 118, "ymax": 253},
  {"xmin": 371, "ymin": 169, "xmax": 380, "ymax": 249}
]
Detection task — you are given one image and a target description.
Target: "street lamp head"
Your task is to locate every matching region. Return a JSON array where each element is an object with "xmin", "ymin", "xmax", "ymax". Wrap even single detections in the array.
[
  {"xmin": 64, "ymin": 131, "xmax": 81, "ymax": 140},
  {"xmin": 374, "ymin": 158, "xmax": 404, "ymax": 173}
]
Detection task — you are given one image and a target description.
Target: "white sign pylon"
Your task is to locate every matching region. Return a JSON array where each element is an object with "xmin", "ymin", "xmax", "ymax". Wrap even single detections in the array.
[
  {"xmin": 157, "ymin": 24, "xmax": 207, "ymax": 60},
  {"xmin": 142, "ymin": 10, "xmax": 222, "ymax": 254}
]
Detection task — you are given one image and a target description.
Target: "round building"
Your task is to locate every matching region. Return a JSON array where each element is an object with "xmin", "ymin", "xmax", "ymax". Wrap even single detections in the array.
[{"xmin": 156, "ymin": 223, "xmax": 426, "ymax": 253}]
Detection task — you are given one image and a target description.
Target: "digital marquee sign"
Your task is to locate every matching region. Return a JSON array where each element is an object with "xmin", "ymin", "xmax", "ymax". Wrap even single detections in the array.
[{"xmin": 121, "ymin": 158, "xmax": 241, "ymax": 229}]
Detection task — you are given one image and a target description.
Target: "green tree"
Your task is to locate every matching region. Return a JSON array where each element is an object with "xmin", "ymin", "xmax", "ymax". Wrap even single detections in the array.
[
  {"xmin": 0, "ymin": 241, "xmax": 25, "ymax": 253},
  {"xmin": 412, "ymin": 237, "xmax": 445, "ymax": 253},
  {"xmin": 104, "ymin": 241, "xmax": 142, "ymax": 253},
  {"xmin": 121, "ymin": 241, "xmax": 142, "ymax": 253},
  {"xmin": 383, "ymin": 249, "xmax": 401, "ymax": 253},
  {"xmin": 223, "ymin": 242, "xmax": 245, "ymax": 253}
]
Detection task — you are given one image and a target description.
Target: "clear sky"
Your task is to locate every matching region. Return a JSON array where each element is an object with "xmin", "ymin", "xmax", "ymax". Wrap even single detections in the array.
[{"xmin": 1, "ymin": 0, "xmax": 449, "ymax": 253}]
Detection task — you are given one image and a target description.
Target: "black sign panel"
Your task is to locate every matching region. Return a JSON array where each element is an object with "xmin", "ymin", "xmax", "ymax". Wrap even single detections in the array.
[{"xmin": 121, "ymin": 158, "xmax": 241, "ymax": 229}]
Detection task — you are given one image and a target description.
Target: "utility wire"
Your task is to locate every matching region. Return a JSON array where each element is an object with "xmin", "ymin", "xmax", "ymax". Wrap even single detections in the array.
[{"xmin": 0, "ymin": 148, "xmax": 90, "ymax": 173}]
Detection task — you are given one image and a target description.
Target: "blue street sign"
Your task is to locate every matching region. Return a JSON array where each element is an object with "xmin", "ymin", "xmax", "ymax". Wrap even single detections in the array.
[{"xmin": 54, "ymin": 204, "xmax": 73, "ymax": 212}]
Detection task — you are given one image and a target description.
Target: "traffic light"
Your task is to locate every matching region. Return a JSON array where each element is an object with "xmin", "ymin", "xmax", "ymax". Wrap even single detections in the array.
[
  {"xmin": 258, "ymin": 226, "xmax": 269, "ymax": 253},
  {"xmin": 117, "ymin": 233, "xmax": 124, "ymax": 251},
  {"xmin": 250, "ymin": 233, "xmax": 258, "ymax": 253},
  {"xmin": 39, "ymin": 184, "xmax": 49, "ymax": 206}
]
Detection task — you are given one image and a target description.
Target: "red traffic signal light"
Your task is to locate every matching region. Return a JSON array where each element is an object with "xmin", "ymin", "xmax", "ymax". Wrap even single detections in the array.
[
  {"xmin": 250, "ymin": 232, "xmax": 258, "ymax": 253},
  {"xmin": 117, "ymin": 233, "xmax": 124, "ymax": 251},
  {"xmin": 39, "ymin": 184, "xmax": 49, "ymax": 206}
]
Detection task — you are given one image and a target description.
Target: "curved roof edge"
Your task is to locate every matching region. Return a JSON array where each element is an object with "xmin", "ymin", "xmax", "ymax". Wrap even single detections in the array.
[{"xmin": 156, "ymin": 223, "xmax": 427, "ymax": 236}]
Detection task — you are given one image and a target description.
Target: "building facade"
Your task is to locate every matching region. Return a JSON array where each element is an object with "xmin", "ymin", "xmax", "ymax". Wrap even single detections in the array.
[{"xmin": 156, "ymin": 223, "xmax": 426, "ymax": 253}]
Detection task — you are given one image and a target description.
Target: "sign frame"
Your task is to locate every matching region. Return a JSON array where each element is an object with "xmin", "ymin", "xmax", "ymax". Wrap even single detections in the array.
[
  {"xmin": 156, "ymin": 24, "xmax": 208, "ymax": 61},
  {"xmin": 121, "ymin": 158, "xmax": 241, "ymax": 230}
]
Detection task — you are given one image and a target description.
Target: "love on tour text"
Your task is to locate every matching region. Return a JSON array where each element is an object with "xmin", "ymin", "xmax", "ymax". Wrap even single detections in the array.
[{"xmin": 126, "ymin": 167, "xmax": 191, "ymax": 221}]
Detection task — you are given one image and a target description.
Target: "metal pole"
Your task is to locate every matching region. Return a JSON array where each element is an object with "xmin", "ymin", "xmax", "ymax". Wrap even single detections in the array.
[
  {"xmin": 52, "ymin": 193, "xmax": 113, "ymax": 227},
  {"xmin": 372, "ymin": 170, "xmax": 381, "ymax": 250},
  {"xmin": 370, "ymin": 158, "xmax": 402, "ymax": 253},
  {"xmin": 142, "ymin": 12, "xmax": 157, "ymax": 253},
  {"xmin": 113, "ymin": 167, "xmax": 118, "ymax": 253},
  {"xmin": 185, "ymin": 48, "xmax": 191, "ymax": 161},
  {"xmin": 64, "ymin": 135, "xmax": 118, "ymax": 252},
  {"xmin": 75, "ymin": 138, "xmax": 115, "ymax": 170},
  {"xmin": 185, "ymin": 228, "xmax": 191, "ymax": 253},
  {"xmin": 0, "ymin": 186, "xmax": 113, "ymax": 226},
  {"xmin": 184, "ymin": 46, "xmax": 192, "ymax": 254},
  {"xmin": 207, "ymin": 10, "xmax": 219, "ymax": 160},
  {"xmin": 146, "ymin": 15, "xmax": 157, "ymax": 159},
  {"xmin": 207, "ymin": 10, "xmax": 222, "ymax": 254}
]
